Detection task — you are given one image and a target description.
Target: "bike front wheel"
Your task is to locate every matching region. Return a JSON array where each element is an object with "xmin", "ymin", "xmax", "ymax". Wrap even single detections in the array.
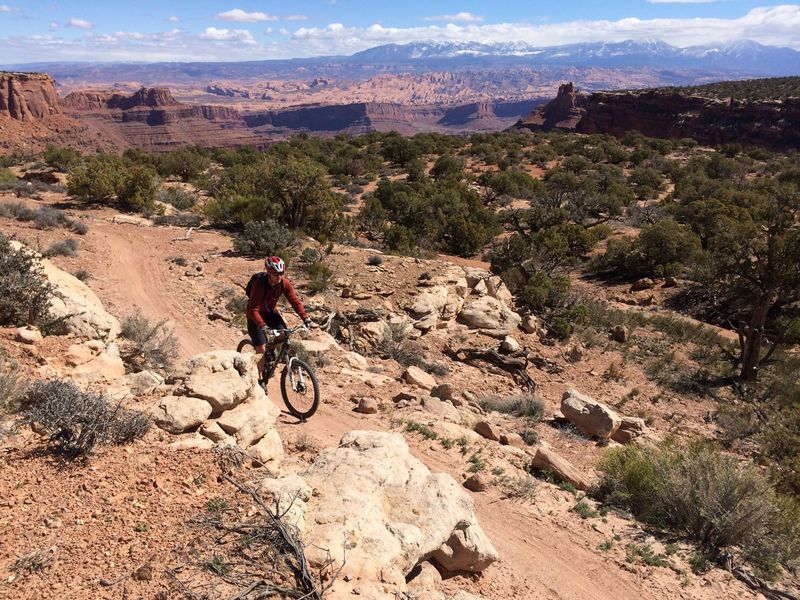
[
  {"xmin": 236, "ymin": 338, "xmax": 255, "ymax": 354},
  {"xmin": 280, "ymin": 358, "xmax": 320, "ymax": 420}
]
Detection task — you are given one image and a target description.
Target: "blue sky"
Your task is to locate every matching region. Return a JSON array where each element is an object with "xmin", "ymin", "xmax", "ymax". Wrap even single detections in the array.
[{"xmin": 2, "ymin": 1, "xmax": 800, "ymax": 63}]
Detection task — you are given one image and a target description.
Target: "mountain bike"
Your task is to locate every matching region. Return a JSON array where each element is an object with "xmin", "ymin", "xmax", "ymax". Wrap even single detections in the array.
[{"xmin": 236, "ymin": 324, "xmax": 320, "ymax": 420}]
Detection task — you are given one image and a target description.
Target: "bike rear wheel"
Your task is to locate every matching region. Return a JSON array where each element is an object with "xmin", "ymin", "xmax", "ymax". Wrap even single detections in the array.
[
  {"xmin": 237, "ymin": 338, "xmax": 255, "ymax": 354},
  {"xmin": 280, "ymin": 358, "xmax": 320, "ymax": 420}
]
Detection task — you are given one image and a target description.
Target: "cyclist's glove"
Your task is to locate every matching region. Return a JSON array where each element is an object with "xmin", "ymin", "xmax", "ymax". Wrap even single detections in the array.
[{"xmin": 303, "ymin": 317, "xmax": 317, "ymax": 329}]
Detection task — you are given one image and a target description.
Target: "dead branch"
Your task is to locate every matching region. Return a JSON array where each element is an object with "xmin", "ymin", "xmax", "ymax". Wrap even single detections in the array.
[
  {"xmin": 730, "ymin": 566, "xmax": 798, "ymax": 600},
  {"xmin": 444, "ymin": 345, "xmax": 537, "ymax": 391}
]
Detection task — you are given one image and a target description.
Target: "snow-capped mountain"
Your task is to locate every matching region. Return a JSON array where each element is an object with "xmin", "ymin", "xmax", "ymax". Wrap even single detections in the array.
[{"xmin": 349, "ymin": 40, "xmax": 800, "ymax": 75}]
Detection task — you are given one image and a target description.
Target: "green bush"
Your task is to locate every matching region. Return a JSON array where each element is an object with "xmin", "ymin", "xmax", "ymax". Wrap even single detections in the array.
[
  {"xmin": 0, "ymin": 360, "xmax": 25, "ymax": 417},
  {"xmin": 67, "ymin": 155, "xmax": 124, "ymax": 201},
  {"xmin": 306, "ymin": 261, "xmax": 334, "ymax": 293},
  {"xmin": 0, "ymin": 167, "xmax": 17, "ymax": 183},
  {"xmin": 596, "ymin": 440, "xmax": 800, "ymax": 576},
  {"xmin": 158, "ymin": 186, "xmax": 197, "ymax": 210},
  {"xmin": 0, "ymin": 234, "xmax": 54, "ymax": 327},
  {"xmin": 43, "ymin": 145, "xmax": 82, "ymax": 172},
  {"xmin": 44, "ymin": 238, "xmax": 79, "ymax": 257},
  {"xmin": 23, "ymin": 380, "xmax": 150, "ymax": 457},
  {"xmin": 478, "ymin": 393, "xmax": 546, "ymax": 420},
  {"xmin": 232, "ymin": 220, "xmax": 297, "ymax": 256},
  {"xmin": 117, "ymin": 165, "xmax": 158, "ymax": 213}
]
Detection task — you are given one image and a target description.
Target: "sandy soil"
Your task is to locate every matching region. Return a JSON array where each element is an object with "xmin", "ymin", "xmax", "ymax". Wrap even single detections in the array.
[{"xmin": 0, "ymin": 191, "xmax": 765, "ymax": 599}]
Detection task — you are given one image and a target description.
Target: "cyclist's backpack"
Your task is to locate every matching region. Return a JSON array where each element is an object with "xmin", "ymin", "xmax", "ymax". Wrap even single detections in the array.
[{"xmin": 245, "ymin": 271, "xmax": 268, "ymax": 298}]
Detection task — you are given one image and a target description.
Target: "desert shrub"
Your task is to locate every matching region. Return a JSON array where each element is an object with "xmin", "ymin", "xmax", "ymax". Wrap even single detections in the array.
[
  {"xmin": 44, "ymin": 238, "xmax": 79, "ymax": 257},
  {"xmin": 22, "ymin": 380, "xmax": 150, "ymax": 457},
  {"xmin": 0, "ymin": 167, "xmax": 17, "ymax": 183},
  {"xmin": 158, "ymin": 186, "xmax": 198, "ymax": 210},
  {"xmin": 43, "ymin": 145, "xmax": 82, "ymax": 172},
  {"xmin": 0, "ymin": 234, "xmax": 54, "ymax": 327},
  {"xmin": 596, "ymin": 440, "xmax": 800, "ymax": 576},
  {"xmin": 373, "ymin": 322, "xmax": 417, "ymax": 366},
  {"xmin": 306, "ymin": 261, "xmax": 334, "ymax": 293},
  {"xmin": 0, "ymin": 360, "xmax": 25, "ymax": 416},
  {"xmin": 156, "ymin": 146, "xmax": 210, "ymax": 181},
  {"xmin": 519, "ymin": 428, "xmax": 540, "ymax": 446},
  {"xmin": 67, "ymin": 155, "xmax": 125, "ymax": 201},
  {"xmin": 117, "ymin": 165, "xmax": 158, "ymax": 213},
  {"xmin": 120, "ymin": 312, "xmax": 179, "ymax": 373},
  {"xmin": 232, "ymin": 220, "xmax": 297, "ymax": 256},
  {"xmin": 73, "ymin": 269, "xmax": 90, "ymax": 282},
  {"xmin": 478, "ymin": 393, "xmax": 545, "ymax": 420},
  {"xmin": 70, "ymin": 220, "xmax": 89, "ymax": 235},
  {"xmin": 367, "ymin": 254, "xmax": 383, "ymax": 266}
]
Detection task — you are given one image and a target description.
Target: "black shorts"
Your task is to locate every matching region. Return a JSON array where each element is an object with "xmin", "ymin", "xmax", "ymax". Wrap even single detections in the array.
[{"xmin": 247, "ymin": 312, "xmax": 287, "ymax": 346}]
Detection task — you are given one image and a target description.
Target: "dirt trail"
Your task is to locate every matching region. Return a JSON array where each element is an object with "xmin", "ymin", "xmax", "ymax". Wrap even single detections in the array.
[{"xmin": 75, "ymin": 218, "xmax": 748, "ymax": 600}]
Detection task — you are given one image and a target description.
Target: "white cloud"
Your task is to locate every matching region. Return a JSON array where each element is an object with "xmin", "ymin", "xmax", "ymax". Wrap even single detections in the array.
[
  {"xmin": 284, "ymin": 15, "xmax": 308, "ymax": 21},
  {"xmin": 0, "ymin": 5, "xmax": 21, "ymax": 12},
  {"xmin": 423, "ymin": 12, "xmax": 484, "ymax": 23},
  {"xmin": 48, "ymin": 21, "xmax": 59, "ymax": 31},
  {"xmin": 216, "ymin": 8, "xmax": 277, "ymax": 23},
  {"xmin": 67, "ymin": 17, "xmax": 93, "ymax": 30},
  {"xmin": 2, "ymin": 5, "xmax": 799, "ymax": 64},
  {"xmin": 168, "ymin": 16, "xmax": 180, "ymax": 23},
  {"xmin": 199, "ymin": 26, "xmax": 257, "ymax": 44}
]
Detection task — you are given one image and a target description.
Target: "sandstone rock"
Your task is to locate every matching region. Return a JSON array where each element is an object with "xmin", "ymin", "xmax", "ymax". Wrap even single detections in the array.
[
  {"xmin": 198, "ymin": 420, "xmax": 234, "ymax": 443},
  {"xmin": 339, "ymin": 367, "xmax": 394, "ymax": 387},
  {"xmin": 520, "ymin": 315, "xmax": 541, "ymax": 334},
  {"xmin": 499, "ymin": 433, "xmax": 525, "ymax": 448},
  {"xmin": 462, "ymin": 266, "xmax": 491, "ymax": 288},
  {"xmin": 356, "ymin": 397, "xmax": 379, "ymax": 414},
  {"xmin": 15, "ymin": 326, "xmax": 42, "ymax": 344},
  {"xmin": 249, "ymin": 429, "xmax": 283, "ymax": 467},
  {"xmin": 39, "ymin": 258, "xmax": 121, "ymax": 341},
  {"xmin": 184, "ymin": 351, "xmax": 256, "ymax": 412},
  {"xmin": 340, "ymin": 351, "xmax": 368, "ymax": 370},
  {"xmin": 152, "ymin": 396, "xmax": 213, "ymax": 434},
  {"xmin": 216, "ymin": 390, "xmax": 281, "ymax": 447},
  {"xmin": 486, "ymin": 276, "xmax": 513, "ymax": 305},
  {"xmin": 474, "ymin": 421, "xmax": 501, "ymax": 442},
  {"xmin": 258, "ymin": 431, "xmax": 497, "ymax": 581},
  {"xmin": 296, "ymin": 331, "xmax": 340, "ymax": 357},
  {"xmin": 463, "ymin": 474, "xmax": 488, "ymax": 492},
  {"xmin": 70, "ymin": 344, "xmax": 126, "ymax": 384},
  {"xmin": 406, "ymin": 561, "xmax": 442, "ymax": 592},
  {"xmin": 611, "ymin": 416, "xmax": 648, "ymax": 444},
  {"xmin": 66, "ymin": 343, "xmax": 96, "ymax": 367},
  {"xmin": 403, "ymin": 366, "xmax": 436, "ymax": 390},
  {"xmin": 529, "ymin": 446, "xmax": 592, "ymax": 491},
  {"xmin": 430, "ymin": 383, "xmax": 455, "ymax": 401},
  {"xmin": 421, "ymin": 396, "xmax": 461, "ymax": 422},
  {"xmin": 500, "ymin": 336, "xmax": 521, "ymax": 353},
  {"xmin": 124, "ymin": 370, "xmax": 164, "ymax": 396},
  {"xmin": 560, "ymin": 389, "xmax": 622, "ymax": 440},
  {"xmin": 459, "ymin": 296, "xmax": 521, "ymax": 336},
  {"xmin": 472, "ymin": 279, "xmax": 488, "ymax": 296}
]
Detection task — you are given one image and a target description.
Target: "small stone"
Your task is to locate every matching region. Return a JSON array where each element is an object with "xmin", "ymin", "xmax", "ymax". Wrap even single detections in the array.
[
  {"xmin": 402, "ymin": 366, "xmax": 436, "ymax": 390},
  {"xmin": 500, "ymin": 336, "xmax": 521, "ymax": 353},
  {"xmin": 464, "ymin": 474, "xmax": 488, "ymax": 492},
  {"xmin": 356, "ymin": 397, "xmax": 378, "ymax": 414},
  {"xmin": 474, "ymin": 421, "xmax": 501, "ymax": 442},
  {"xmin": 430, "ymin": 383, "xmax": 455, "ymax": 401},
  {"xmin": 15, "ymin": 326, "xmax": 42, "ymax": 344},
  {"xmin": 499, "ymin": 433, "xmax": 524, "ymax": 448}
]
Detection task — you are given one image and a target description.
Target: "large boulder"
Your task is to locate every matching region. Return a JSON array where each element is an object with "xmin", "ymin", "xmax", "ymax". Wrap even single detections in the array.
[
  {"xmin": 216, "ymin": 388, "xmax": 281, "ymax": 447},
  {"xmin": 258, "ymin": 431, "xmax": 498, "ymax": 583},
  {"xmin": 183, "ymin": 351, "xmax": 257, "ymax": 412},
  {"xmin": 611, "ymin": 416, "xmax": 648, "ymax": 444},
  {"xmin": 151, "ymin": 396, "xmax": 213, "ymax": 434},
  {"xmin": 458, "ymin": 296, "xmax": 521, "ymax": 337},
  {"xmin": 529, "ymin": 446, "xmax": 592, "ymax": 491},
  {"xmin": 69, "ymin": 342, "xmax": 126, "ymax": 384},
  {"xmin": 37, "ymin": 255, "xmax": 121, "ymax": 342},
  {"xmin": 560, "ymin": 389, "xmax": 622, "ymax": 440}
]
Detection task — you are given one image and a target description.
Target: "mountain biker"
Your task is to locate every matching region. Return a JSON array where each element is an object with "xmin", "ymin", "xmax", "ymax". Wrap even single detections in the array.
[{"xmin": 246, "ymin": 255, "xmax": 315, "ymax": 384}]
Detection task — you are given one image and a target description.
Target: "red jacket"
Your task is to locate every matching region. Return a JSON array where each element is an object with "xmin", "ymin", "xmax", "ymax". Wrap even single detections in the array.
[{"xmin": 246, "ymin": 275, "xmax": 308, "ymax": 327}]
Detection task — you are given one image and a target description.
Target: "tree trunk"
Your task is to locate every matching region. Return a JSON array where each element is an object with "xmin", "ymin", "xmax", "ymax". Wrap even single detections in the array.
[{"xmin": 739, "ymin": 296, "xmax": 773, "ymax": 381}]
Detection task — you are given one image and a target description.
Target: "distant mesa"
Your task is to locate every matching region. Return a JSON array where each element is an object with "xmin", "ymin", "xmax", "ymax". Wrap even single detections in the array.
[
  {"xmin": 513, "ymin": 79, "xmax": 800, "ymax": 150},
  {"xmin": 62, "ymin": 87, "xmax": 178, "ymax": 111},
  {"xmin": 514, "ymin": 82, "xmax": 587, "ymax": 132},
  {"xmin": 0, "ymin": 71, "xmax": 61, "ymax": 121}
]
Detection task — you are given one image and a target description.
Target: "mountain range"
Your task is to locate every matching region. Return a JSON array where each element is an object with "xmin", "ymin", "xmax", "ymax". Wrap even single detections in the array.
[{"xmin": 4, "ymin": 39, "xmax": 799, "ymax": 82}]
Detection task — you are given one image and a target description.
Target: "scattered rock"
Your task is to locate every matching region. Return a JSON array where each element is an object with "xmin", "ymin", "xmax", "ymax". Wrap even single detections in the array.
[
  {"xmin": 529, "ymin": 446, "xmax": 592, "ymax": 491},
  {"xmin": 249, "ymin": 429, "xmax": 283, "ymax": 467},
  {"xmin": 393, "ymin": 391, "xmax": 418, "ymax": 403},
  {"xmin": 151, "ymin": 396, "xmax": 213, "ymax": 434},
  {"xmin": 499, "ymin": 433, "xmax": 524, "ymax": 448},
  {"xmin": 458, "ymin": 296, "xmax": 521, "ymax": 336},
  {"xmin": 474, "ymin": 421, "xmax": 501, "ymax": 442},
  {"xmin": 15, "ymin": 326, "xmax": 42, "ymax": 344},
  {"xmin": 421, "ymin": 396, "xmax": 461, "ymax": 422},
  {"xmin": 611, "ymin": 416, "xmax": 648, "ymax": 444},
  {"xmin": 463, "ymin": 474, "xmax": 488, "ymax": 492},
  {"xmin": 520, "ymin": 315, "xmax": 541, "ymax": 334},
  {"xmin": 662, "ymin": 277, "xmax": 678, "ymax": 288},
  {"xmin": 560, "ymin": 389, "xmax": 622, "ymax": 440},
  {"xmin": 500, "ymin": 336, "xmax": 521, "ymax": 353},
  {"xmin": 184, "ymin": 351, "xmax": 256, "ymax": 413},
  {"xmin": 403, "ymin": 365, "xmax": 436, "ymax": 390},
  {"xmin": 124, "ymin": 370, "xmax": 164, "ymax": 396},
  {"xmin": 356, "ymin": 397, "xmax": 379, "ymax": 414},
  {"xmin": 430, "ymin": 383, "xmax": 455, "ymax": 401},
  {"xmin": 216, "ymin": 391, "xmax": 281, "ymax": 447}
]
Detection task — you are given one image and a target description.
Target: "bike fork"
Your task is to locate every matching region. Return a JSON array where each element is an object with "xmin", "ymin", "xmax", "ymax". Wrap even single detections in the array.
[{"xmin": 286, "ymin": 357, "xmax": 305, "ymax": 391}]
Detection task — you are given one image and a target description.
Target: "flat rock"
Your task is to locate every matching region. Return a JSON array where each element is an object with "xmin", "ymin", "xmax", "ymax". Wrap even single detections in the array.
[
  {"xmin": 560, "ymin": 389, "xmax": 622, "ymax": 440},
  {"xmin": 152, "ymin": 396, "xmax": 213, "ymax": 434},
  {"xmin": 474, "ymin": 421, "xmax": 501, "ymax": 442},
  {"xmin": 403, "ymin": 365, "xmax": 436, "ymax": 390}
]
